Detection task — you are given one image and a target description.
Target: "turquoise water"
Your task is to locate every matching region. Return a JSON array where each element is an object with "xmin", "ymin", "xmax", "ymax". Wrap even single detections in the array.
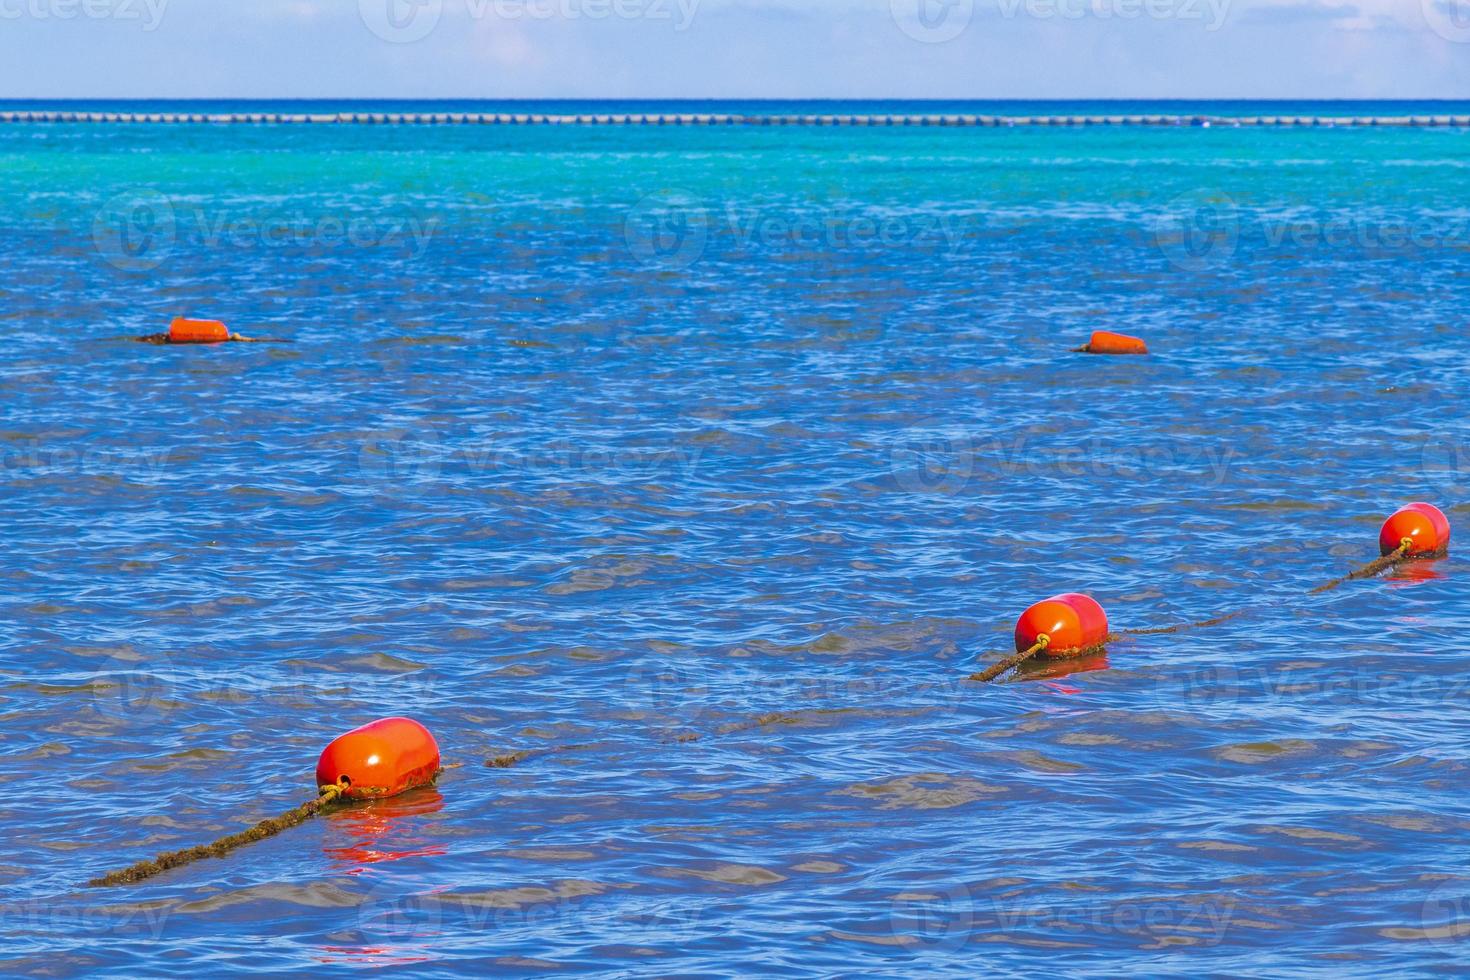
[{"xmin": 1, "ymin": 105, "xmax": 1468, "ymax": 976}]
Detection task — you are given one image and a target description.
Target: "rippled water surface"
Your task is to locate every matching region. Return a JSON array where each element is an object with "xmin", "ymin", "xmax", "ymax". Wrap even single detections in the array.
[{"xmin": 1, "ymin": 106, "xmax": 1469, "ymax": 977}]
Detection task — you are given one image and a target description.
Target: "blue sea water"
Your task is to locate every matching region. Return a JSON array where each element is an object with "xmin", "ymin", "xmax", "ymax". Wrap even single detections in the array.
[{"xmin": 0, "ymin": 102, "xmax": 1468, "ymax": 977}]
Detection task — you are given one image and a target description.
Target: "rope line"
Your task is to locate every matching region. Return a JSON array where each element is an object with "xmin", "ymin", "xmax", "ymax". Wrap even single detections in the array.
[
  {"xmin": 967, "ymin": 536, "xmax": 1430, "ymax": 683},
  {"xmin": 664, "ymin": 708, "xmax": 881, "ymax": 745},
  {"xmin": 1105, "ymin": 538, "xmax": 1421, "ymax": 641},
  {"xmin": 1310, "ymin": 538, "xmax": 1414, "ymax": 594},
  {"xmin": 464, "ymin": 535, "xmax": 1445, "ymax": 790},
  {"xmin": 89, "ymin": 781, "xmax": 349, "ymax": 888},
  {"xmin": 1119, "ymin": 610, "xmax": 1248, "ymax": 637},
  {"xmin": 80, "ymin": 529, "xmax": 1444, "ymax": 889},
  {"xmin": 486, "ymin": 744, "xmax": 596, "ymax": 769},
  {"xmin": 133, "ymin": 334, "xmax": 293, "ymax": 346},
  {"xmin": 971, "ymin": 636, "xmax": 1051, "ymax": 684},
  {"xmin": 90, "ymin": 768, "xmax": 445, "ymax": 889}
]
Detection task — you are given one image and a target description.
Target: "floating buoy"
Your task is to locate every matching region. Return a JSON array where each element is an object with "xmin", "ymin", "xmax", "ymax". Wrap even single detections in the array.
[
  {"xmin": 316, "ymin": 717, "xmax": 442, "ymax": 801},
  {"xmin": 1312, "ymin": 504, "xmax": 1452, "ymax": 593},
  {"xmin": 1015, "ymin": 593, "xmax": 1111, "ymax": 658},
  {"xmin": 973, "ymin": 592, "xmax": 1111, "ymax": 683},
  {"xmin": 91, "ymin": 717, "xmax": 444, "ymax": 888},
  {"xmin": 134, "ymin": 318, "xmax": 290, "ymax": 346},
  {"xmin": 168, "ymin": 316, "xmax": 231, "ymax": 344},
  {"xmin": 1380, "ymin": 503, "xmax": 1451, "ymax": 558},
  {"xmin": 1076, "ymin": 331, "xmax": 1149, "ymax": 356}
]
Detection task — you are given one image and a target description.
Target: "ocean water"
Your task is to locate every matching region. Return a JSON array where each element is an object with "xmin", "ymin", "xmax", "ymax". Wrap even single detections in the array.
[{"xmin": 0, "ymin": 104, "xmax": 1468, "ymax": 977}]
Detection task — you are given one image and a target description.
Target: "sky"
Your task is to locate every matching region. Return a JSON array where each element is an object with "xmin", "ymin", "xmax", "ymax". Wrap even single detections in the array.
[{"xmin": 0, "ymin": 0, "xmax": 1468, "ymax": 99}]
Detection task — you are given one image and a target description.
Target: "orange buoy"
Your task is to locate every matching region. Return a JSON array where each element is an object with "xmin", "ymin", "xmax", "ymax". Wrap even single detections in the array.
[
  {"xmin": 168, "ymin": 317, "xmax": 231, "ymax": 345},
  {"xmin": 1380, "ymin": 503, "xmax": 1451, "ymax": 558},
  {"xmin": 315, "ymin": 718, "xmax": 441, "ymax": 801},
  {"xmin": 1080, "ymin": 331, "xmax": 1149, "ymax": 355},
  {"xmin": 1014, "ymin": 593, "xmax": 1110, "ymax": 658}
]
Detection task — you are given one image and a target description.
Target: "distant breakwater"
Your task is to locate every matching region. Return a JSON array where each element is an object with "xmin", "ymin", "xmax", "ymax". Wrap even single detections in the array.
[{"xmin": 4, "ymin": 111, "xmax": 1470, "ymax": 128}]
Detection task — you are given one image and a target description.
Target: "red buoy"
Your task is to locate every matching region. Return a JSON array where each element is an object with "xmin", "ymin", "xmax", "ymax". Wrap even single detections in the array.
[
  {"xmin": 1014, "ymin": 593, "xmax": 1110, "ymax": 658},
  {"xmin": 315, "ymin": 718, "xmax": 441, "ymax": 801},
  {"xmin": 1379, "ymin": 503, "xmax": 1451, "ymax": 558},
  {"xmin": 168, "ymin": 317, "xmax": 231, "ymax": 345},
  {"xmin": 1080, "ymin": 331, "xmax": 1149, "ymax": 356}
]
